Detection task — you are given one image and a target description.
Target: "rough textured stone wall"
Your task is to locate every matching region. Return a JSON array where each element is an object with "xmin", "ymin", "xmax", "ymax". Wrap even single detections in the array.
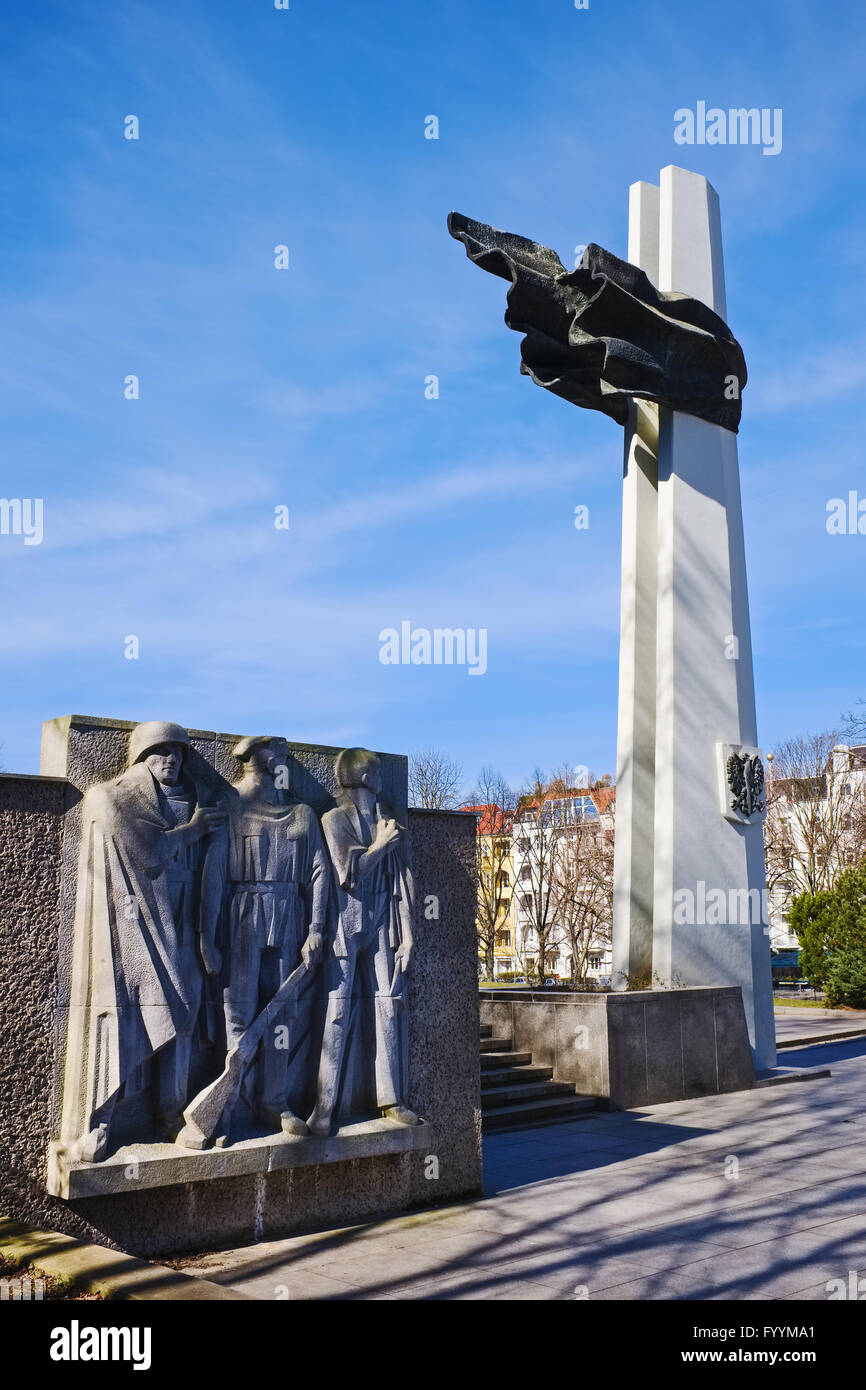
[
  {"xmin": 406, "ymin": 810, "xmax": 482, "ymax": 1209},
  {"xmin": 0, "ymin": 775, "xmax": 104, "ymax": 1244},
  {"xmin": 0, "ymin": 773, "xmax": 482, "ymax": 1257}
]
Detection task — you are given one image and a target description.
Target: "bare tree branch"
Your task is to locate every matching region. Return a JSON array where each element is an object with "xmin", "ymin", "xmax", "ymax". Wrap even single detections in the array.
[
  {"xmin": 511, "ymin": 764, "xmax": 614, "ymax": 985},
  {"xmin": 764, "ymin": 731, "xmax": 866, "ymax": 915},
  {"xmin": 408, "ymin": 746, "xmax": 464, "ymax": 810},
  {"xmin": 842, "ymin": 699, "xmax": 866, "ymax": 744},
  {"xmin": 465, "ymin": 766, "xmax": 517, "ymax": 982}
]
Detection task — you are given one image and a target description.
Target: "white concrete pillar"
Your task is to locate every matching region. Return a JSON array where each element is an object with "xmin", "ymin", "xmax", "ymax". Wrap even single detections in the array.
[
  {"xmin": 650, "ymin": 166, "xmax": 775, "ymax": 1069},
  {"xmin": 612, "ymin": 182, "xmax": 662, "ymax": 986}
]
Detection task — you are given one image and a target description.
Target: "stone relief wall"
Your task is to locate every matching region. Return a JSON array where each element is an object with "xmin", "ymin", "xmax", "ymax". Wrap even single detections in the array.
[
  {"xmin": 0, "ymin": 718, "xmax": 481, "ymax": 1255},
  {"xmin": 51, "ymin": 720, "xmax": 420, "ymax": 1175}
]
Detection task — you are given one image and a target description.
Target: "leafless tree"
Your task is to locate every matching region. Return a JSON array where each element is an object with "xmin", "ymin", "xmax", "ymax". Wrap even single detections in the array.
[
  {"xmin": 552, "ymin": 800, "xmax": 615, "ymax": 984},
  {"xmin": 511, "ymin": 768, "xmax": 570, "ymax": 984},
  {"xmin": 764, "ymin": 731, "xmax": 866, "ymax": 905},
  {"xmin": 509, "ymin": 763, "xmax": 617, "ymax": 985},
  {"xmin": 466, "ymin": 767, "xmax": 517, "ymax": 982},
  {"xmin": 843, "ymin": 700, "xmax": 866, "ymax": 744},
  {"xmin": 408, "ymin": 746, "xmax": 464, "ymax": 810}
]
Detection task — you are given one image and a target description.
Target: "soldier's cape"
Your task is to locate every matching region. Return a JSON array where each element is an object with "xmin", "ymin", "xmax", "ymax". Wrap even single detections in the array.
[
  {"xmin": 59, "ymin": 763, "xmax": 210, "ymax": 1150},
  {"xmin": 447, "ymin": 212, "xmax": 747, "ymax": 433}
]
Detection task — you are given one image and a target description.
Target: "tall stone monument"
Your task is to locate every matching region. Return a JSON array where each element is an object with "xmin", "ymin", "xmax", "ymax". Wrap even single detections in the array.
[
  {"xmin": 449, "ymin": 163, "xmax": 775, "ymax": 1073},
  {"xmin": 614, "ymin": 168, "xmax": 774, "ymax": 1070}
]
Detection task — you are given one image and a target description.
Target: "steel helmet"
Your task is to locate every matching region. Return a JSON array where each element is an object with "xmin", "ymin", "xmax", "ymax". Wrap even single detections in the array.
[{"xmin": 128, "ymin": 721, "xmax": 190, "ymax": 767}]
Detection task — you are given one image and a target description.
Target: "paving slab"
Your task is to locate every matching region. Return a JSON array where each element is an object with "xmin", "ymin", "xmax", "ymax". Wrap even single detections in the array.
[
  {"xmin": 180, "ymin": 1036, "xmax": 866, "ymax": 1301},
  {"xmin": 774, "ymin": 1007, "xmax": 866, "ymax": 1048}
]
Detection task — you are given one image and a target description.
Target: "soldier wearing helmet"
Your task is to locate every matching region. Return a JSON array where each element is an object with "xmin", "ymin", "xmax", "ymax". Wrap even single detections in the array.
[{"xmin": 60, "ymin": 721, "xmax": 226, "ymax": 1163}]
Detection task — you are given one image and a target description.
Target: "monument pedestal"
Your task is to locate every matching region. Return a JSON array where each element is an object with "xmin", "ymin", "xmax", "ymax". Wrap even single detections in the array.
[{"xmin": 479, "ymin": 985, "xmax": 756, "ymax": 1110}]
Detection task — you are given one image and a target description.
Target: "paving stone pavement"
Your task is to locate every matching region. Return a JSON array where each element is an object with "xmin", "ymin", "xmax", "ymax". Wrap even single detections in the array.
[
  {"xmin": 773, "ymin": 1006, "xmax": 866, "ymax": 1046},
  {"xmin": 182, "ymin": 1036, "xmax": 866, "ymax": 1301}
]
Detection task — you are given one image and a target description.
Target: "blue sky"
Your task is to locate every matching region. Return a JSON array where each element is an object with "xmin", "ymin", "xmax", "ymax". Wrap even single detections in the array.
[{"xmin": 1, "ymin": 0, "xmax": 864, "ymax": 792}]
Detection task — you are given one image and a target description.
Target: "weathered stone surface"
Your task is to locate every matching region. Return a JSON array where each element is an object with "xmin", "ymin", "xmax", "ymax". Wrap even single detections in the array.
[
  {"xmin": 554, "ymin": 998, "xmax": 610, "ymax": 1097},
  {"xmin": 310, "ymin": 748, "xmax": 416, "ymax": 1138},
  {"xmin": 405, "ymin": 810, "xmax": 482, "ymax": 1211},
  {"xmin": 50, "ymin": 1118, "xmax": 431, "ymax": 1200},
  {"xmin": 0, "ymin": 746, "xmax": 480, "ymax": 1257},
  {"xmin": 680, "ymin": 991, "xmax": 719, "ymax": 1098},
  {"xmin": 644, "ymin": 995, "xmax": 684, "ymax": 1101},
  {"xmin": 481, "ymin": 998, "xmax": 514, "ymax": 1046},
  {"xmin": 0, "ymin": 774, "xmax": 106, "ymax": 1245},
  {"xmin": 59, "ymin": 722, "xmax": 231, "ymax": 1165},
  {"xmin": 607, "ymin": 995, "xmax": 652, "ymax": 1108},
  {"xmin": 49, "ymin": 717, "xmax": 425, "ymax": 1172},
  {"xmin": 40, "ymin": 716, "xmax": 409, "ymax": 819},
  {"xmin": 713, "ymin": 987, "xmax": 758, "ymax": 1094},
  {"xmin": 480, "ymin": 986, "xmax": 755, "ymax": 1109}
]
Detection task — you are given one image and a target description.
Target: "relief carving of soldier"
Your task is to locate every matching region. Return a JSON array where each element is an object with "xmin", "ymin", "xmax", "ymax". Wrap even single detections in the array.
[
  {"xmin": 59, "ymin": 722, "xmax": 226, "ymax": 1163},
  {"xmin": 308, "ymin": 748, "xmax": 419, "ymax": 1137},
  {"xmin": 58, "ymin": 729, "xmax": 418, "ymax": 1168},
  {"xmin": 187, "ymin": 736, "xmax": 329, "ymax": 1143}
]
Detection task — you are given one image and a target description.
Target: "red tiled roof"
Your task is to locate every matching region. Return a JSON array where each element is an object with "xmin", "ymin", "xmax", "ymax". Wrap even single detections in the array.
[
  {"xmin": 461, "ymin": 803, "xmax": 513, "ymax": 835},
  {"xmin": 464, "ymin": 785, "xmax": 615, "ymax": 832},
  {"xmin": 591, "ymin": 787, "xmax": 616, "ymax": 813}
]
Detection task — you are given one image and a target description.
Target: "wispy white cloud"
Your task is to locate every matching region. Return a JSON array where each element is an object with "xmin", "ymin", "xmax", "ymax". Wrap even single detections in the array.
[
  {"xmin": 1, "ymin": 0, "xmax": 865, "ymax": 784},
  {"xmin": 748, "ymin": 343, "xmax": 866, "ymax": 414}
]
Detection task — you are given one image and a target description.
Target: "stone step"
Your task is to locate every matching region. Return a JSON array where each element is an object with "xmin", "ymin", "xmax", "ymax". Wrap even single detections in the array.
[
  {"xmin": 479, "ymin": 1023, "xmax": 493, "ymax": 1039},
  {"xmin": 480, "ymin": 1037, "xmax": 512, "ymax": 1053},
  {"xmin": 480, "ymin": 1050, "xmax": 532, "ymax": 1069},
  {"xmin": 481, "ymin": 1080, "xmax": 576, "ymax": 1110},
  {"xmin": 479, "ymin": 1063, "xmax": 554, "ymax": 1089},
  {"xmin": 484, "ymin": 1106, "xmax": 605, "ymax": 1137},
  {"xmin": 482, "ymin": 1094, "xmax": 600, "ymax": 1132}
]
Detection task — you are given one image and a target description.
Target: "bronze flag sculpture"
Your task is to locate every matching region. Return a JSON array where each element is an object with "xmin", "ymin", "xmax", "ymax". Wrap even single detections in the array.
[{"xmin": 447, "ymin": 211, "xmax": 747, "ymax": 433}]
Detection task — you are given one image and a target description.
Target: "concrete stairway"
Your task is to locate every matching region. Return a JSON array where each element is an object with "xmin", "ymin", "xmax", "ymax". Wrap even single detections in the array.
[{"xmin": 480, "ymin": 1023, "xmax": 602, "ymax": 1132}]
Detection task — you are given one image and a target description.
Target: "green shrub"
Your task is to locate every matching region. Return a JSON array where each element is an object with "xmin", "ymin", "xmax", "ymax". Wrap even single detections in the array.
[
  {"xmin": 791, "ymin": 863, "xmax": 866, "ymax": 1000},
  {"xmin": 825, "ymin": 945, "xmax": 866, "ymax": 1009},
  {"xmin": 790, "ymin": 889, "xmax": 835, "ymax": 988}
]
